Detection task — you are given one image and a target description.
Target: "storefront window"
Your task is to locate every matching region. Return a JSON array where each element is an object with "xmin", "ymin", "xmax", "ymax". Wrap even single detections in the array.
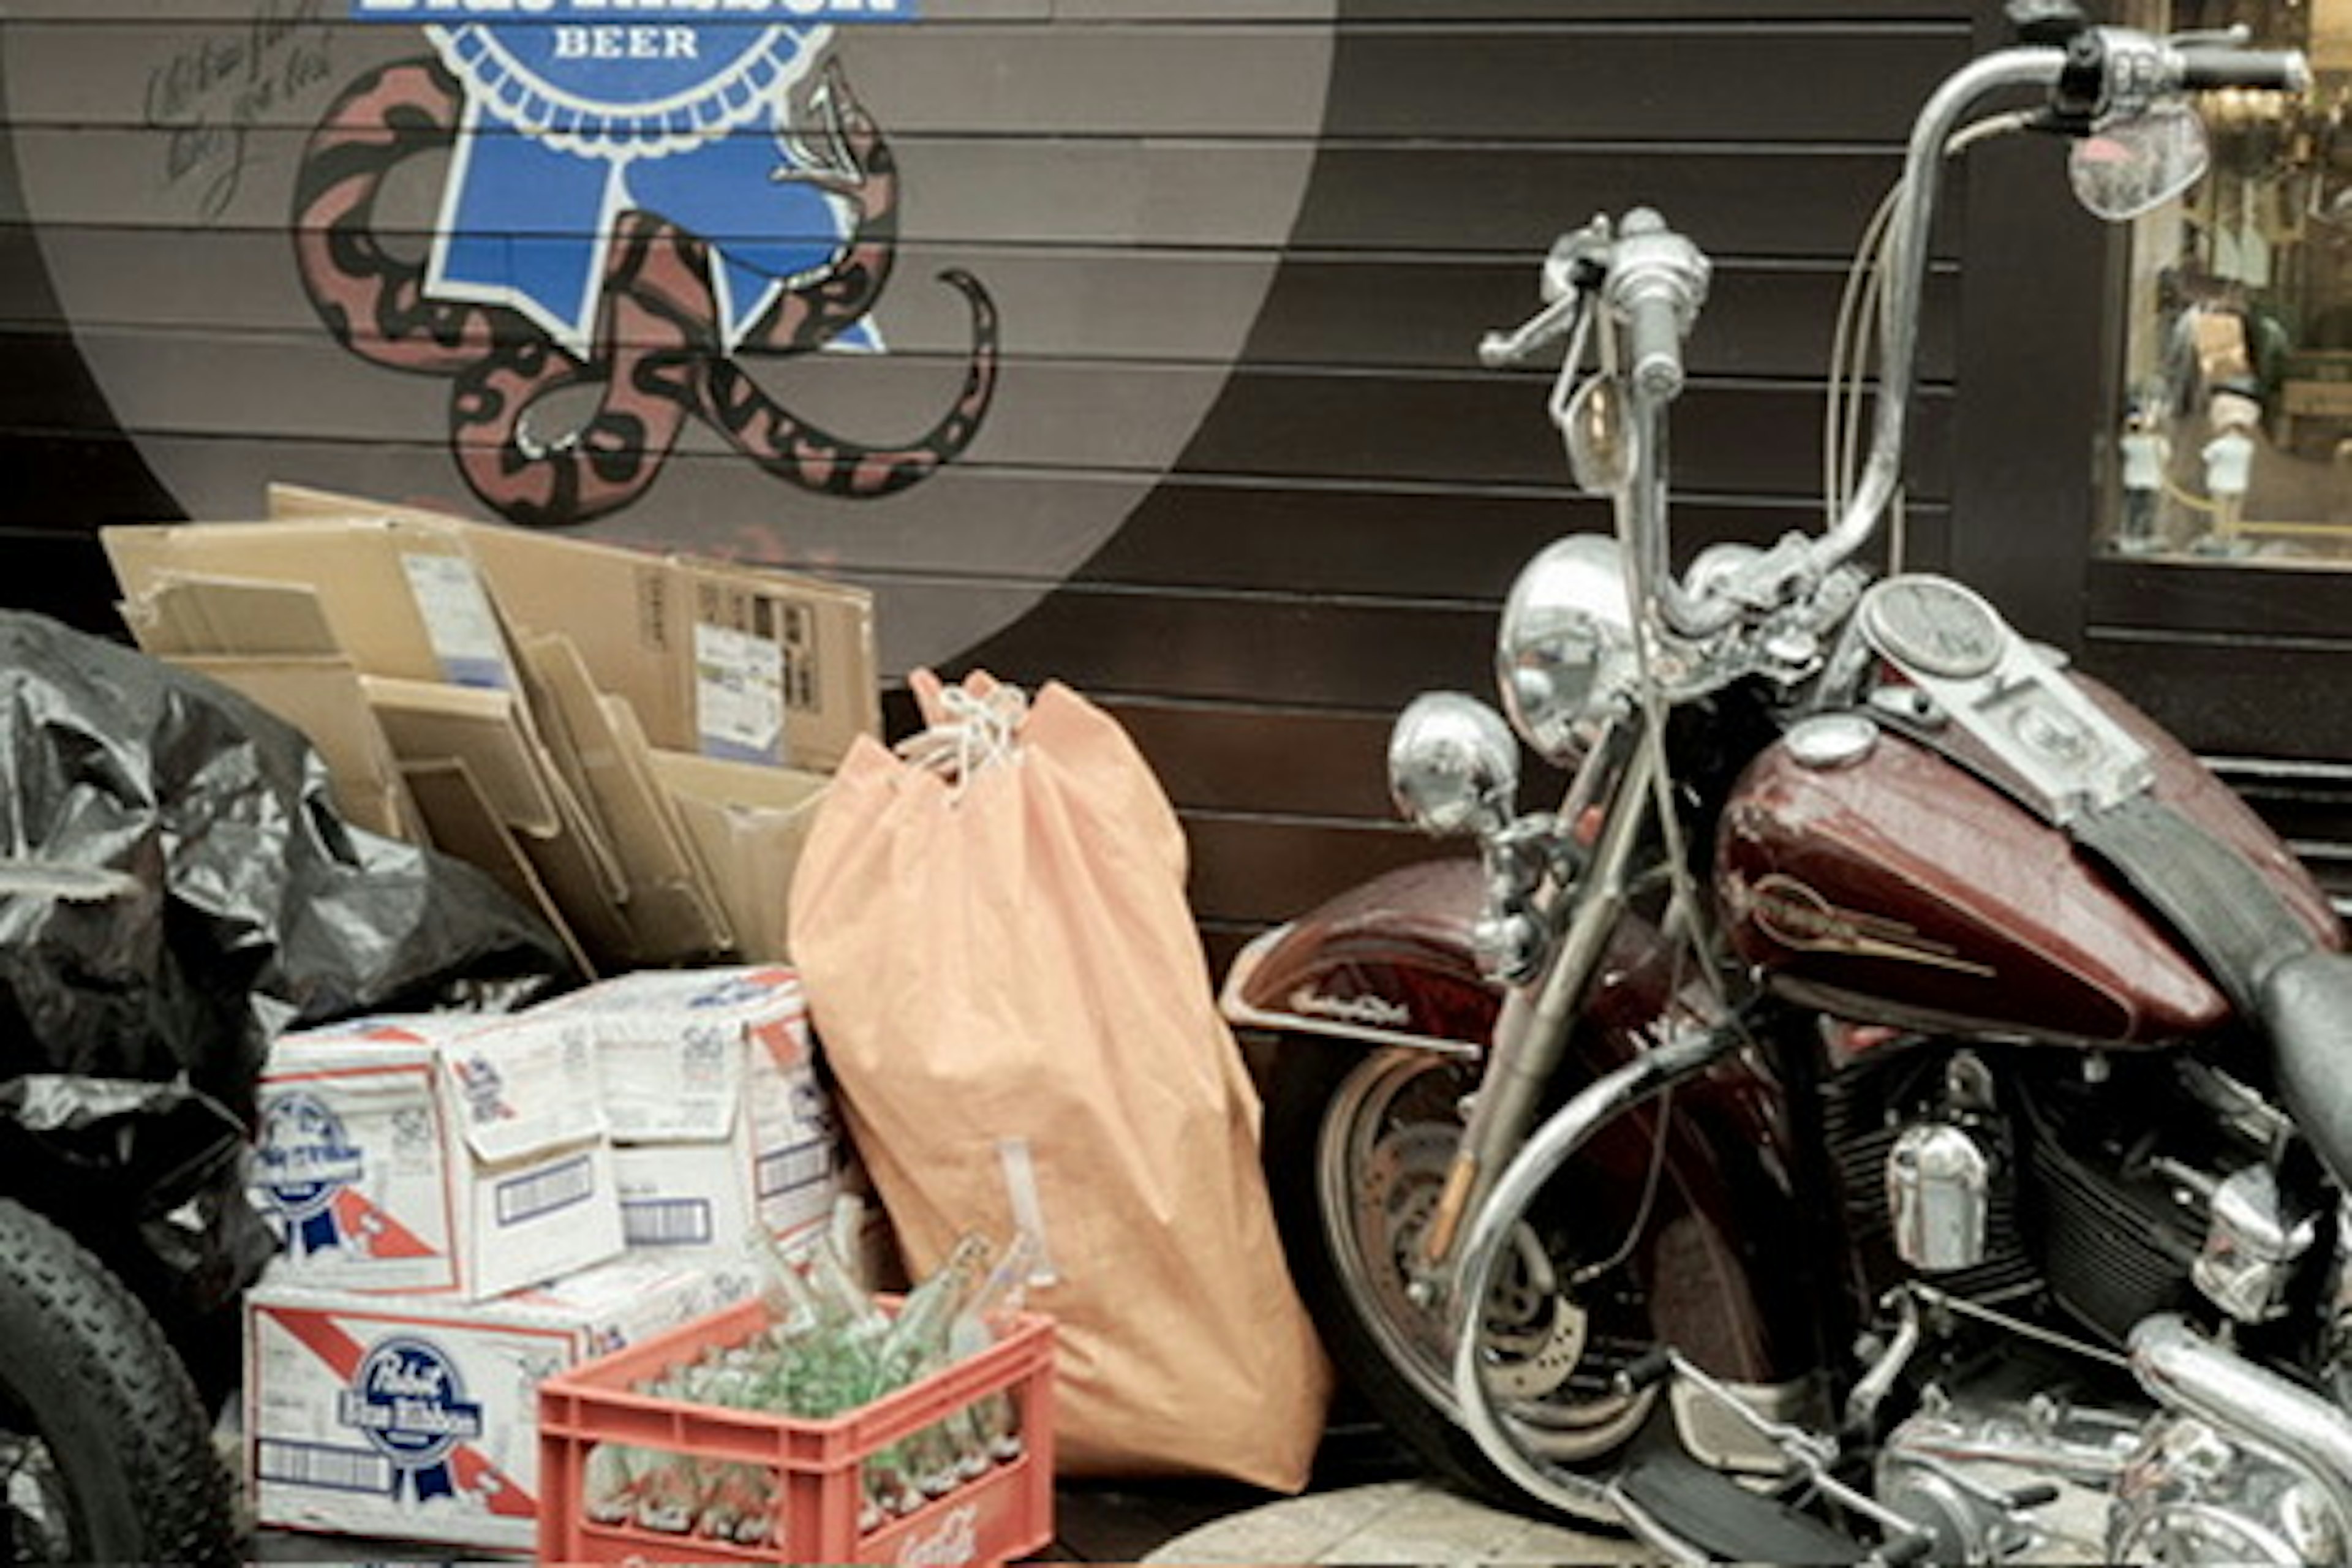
[{"xmin": 2106, "ymin": 0, "xmax": 2352, "ymax": 560}]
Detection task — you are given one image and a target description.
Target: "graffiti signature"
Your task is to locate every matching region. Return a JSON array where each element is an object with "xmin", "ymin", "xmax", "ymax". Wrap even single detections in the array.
[{"xmin": 146, "ymin": 0, "xmax": 334, "ymax": 222}]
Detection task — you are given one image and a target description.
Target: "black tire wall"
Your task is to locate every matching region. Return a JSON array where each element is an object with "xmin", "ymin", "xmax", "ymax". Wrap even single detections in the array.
[{"xmin": 0, "ymin": 1196, "xmax": 238, "ymax": 1566}]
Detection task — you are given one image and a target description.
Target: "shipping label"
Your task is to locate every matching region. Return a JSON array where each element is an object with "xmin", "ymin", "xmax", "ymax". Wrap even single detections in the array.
[
  {"xmin": 693, "ymin": 620, "xmax": 786, "ymax": 764},
  {"xmin": 399, "ymin": 552, "xmax": 514, "ymax": 690}
]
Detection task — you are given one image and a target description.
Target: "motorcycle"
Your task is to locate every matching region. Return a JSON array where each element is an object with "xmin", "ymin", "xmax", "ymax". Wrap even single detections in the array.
[{"xmin": 1219, "ymin": 8, "xmax": 2347, "ymax": 1562}]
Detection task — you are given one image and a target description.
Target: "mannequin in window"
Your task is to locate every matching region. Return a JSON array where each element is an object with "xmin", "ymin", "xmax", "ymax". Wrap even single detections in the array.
[
  {"xmin": 2199, "ymin": 388, "xmax": 2263, "ymax": 551},
  {"xmin": 2117, "ymin": 404, "xmax": 2171, "ymax": 554}
]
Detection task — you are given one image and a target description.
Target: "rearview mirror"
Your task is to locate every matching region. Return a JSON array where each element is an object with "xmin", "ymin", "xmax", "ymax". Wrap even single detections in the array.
[{"xmin": 2068, "ymin": 102, "xmax": 2211, "ymax": 222}]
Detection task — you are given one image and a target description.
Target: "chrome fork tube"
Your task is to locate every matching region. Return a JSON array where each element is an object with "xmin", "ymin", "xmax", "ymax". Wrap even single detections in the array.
[
  {"xmin": 1447, "ymin": 1013, "xmax": 1739, "ymax": 1512},
  {"xmin": 1417, "ymin": 731, "xmax": 1659, "ymax": 1273}
]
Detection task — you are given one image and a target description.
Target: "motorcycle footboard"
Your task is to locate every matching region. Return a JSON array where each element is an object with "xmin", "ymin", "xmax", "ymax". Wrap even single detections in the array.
[{"xmin": 1608, "ymin": 1441, "xmax": 1871, "ymax": 1565}]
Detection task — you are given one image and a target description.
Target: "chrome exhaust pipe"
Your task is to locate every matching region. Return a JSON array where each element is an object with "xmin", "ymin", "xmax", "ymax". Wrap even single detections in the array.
[{"xmin": 2130, "ymin": 1313, "xmax": 2352, "ymax": 1524}]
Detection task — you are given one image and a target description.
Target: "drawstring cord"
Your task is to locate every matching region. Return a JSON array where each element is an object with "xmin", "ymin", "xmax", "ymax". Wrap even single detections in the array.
[{"xmin": 894, "ymin": 681, "xmax": 1028, "ymax": 794}]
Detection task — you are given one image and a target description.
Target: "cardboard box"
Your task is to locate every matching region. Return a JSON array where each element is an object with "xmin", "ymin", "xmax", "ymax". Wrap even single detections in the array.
[
  {"xmin": 360, "ymin": 671, "xmax": 682, "ymax": 973},
  {"xmin": 399, "ymin": 759, "xmax": 601, "ymax": 979},
  {"xmin": 251, "ymin": 1014, "xmax": 625, "ymax": 1301},
  {"xmin": 609, "ymin": 1123, "xmax": 831, "ymax": 1265},
  {"xmin": 519, "ymin": 634, "xmax": 732, "ymax": 962},
  {"xmin": 171, "ymin": 654, "xmax": 421, "ymax": 843},
  {"xmin": 103, "ymin": 513, "xmax": 742, "ymax": 974},
  {"xmin": 648, "ymin": 750, "xmax": 830, "ymax": 963},
  {"xmin": 118, "ymin": 571, "xmax": 342, "ymax": 660},
  {"xmin": 116, "ymin": 573, "xmax": 424, "ymax": 843},
  {"xmin": 363, "ymin": 677, "xmax": 562, "ymax": 838},
  {"xmin": 266, "ymin": 483, "xmax": 879, "ymax": 771},
  {"xmin": 104, "ymin": 517, "xmax": 520, "ymax": 691},
  {"xmin": 247, "ymin": 1257, "xmax": 738, "ymax": 1553},
  {"xmin": 529, "ymin": 967, "xmax": 842, "ymax": 1265},
  {"xmin": 459, "ymin": 524, "xmax": 877, "ymax": 773}
]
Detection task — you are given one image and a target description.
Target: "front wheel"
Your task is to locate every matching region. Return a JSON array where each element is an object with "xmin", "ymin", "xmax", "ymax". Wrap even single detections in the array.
[
  {"xmin": 0, "ymin": 1197, "xmax": 239, "ymax": 1564},
  {"xmin": 1265, "ymin": 1039, "xmax": 1673, "ymax": 1520}
]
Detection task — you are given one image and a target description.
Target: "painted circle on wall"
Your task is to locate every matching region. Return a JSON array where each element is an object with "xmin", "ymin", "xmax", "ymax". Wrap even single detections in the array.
[{"xmin": 2, "ymin": 3, "xmax": 1337, "ymax": 673}]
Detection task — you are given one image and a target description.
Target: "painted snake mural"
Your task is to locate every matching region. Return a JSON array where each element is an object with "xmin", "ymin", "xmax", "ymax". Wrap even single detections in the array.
[{"xmin": 290, "ymin": 53, "xmax": 997, "ymax": 528}]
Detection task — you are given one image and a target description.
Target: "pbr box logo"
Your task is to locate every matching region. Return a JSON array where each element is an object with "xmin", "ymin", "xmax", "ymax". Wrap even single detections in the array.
[
  {"xmin": 338, "ymin": 1335, "xmax": 488, "ymax": 1504},
  {"xmin": 452, "ymin": 1054, "xmax": 515, "ymax": 1125},
  {"xmin": 255, "ymin": 1093, "xmax": 370, "ymax": 1256},
  {"xmin": 687, "ymin": 971, "xmax": 777, "ymax": 1009}
]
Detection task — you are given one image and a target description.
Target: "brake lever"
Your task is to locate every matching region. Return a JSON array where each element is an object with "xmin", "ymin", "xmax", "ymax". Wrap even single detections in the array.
[
  {"xmin": 1479, "ymin": 219, "xmax": 1614, "ymax": 369},
  {"xmin": 1478, "ymin": 289, "xmax": 1589, "ymax": 371},
  {"xmin": 2168, "ymin": 23, "xmax": 2252, "ymax": 50}
]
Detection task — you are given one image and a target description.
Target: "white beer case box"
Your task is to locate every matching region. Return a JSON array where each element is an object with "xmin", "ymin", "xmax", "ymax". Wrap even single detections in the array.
[
  {"xmin": 251, "ymin": 1011, "xmax": 625, "ymax": 1300},
  {"xmin": 246, "ymin": 1257, "xmax": 734, "ymax": 1553},
  {"xmin": 533, "ymin": 965, "xmax": 843, "ymax": 1263}
]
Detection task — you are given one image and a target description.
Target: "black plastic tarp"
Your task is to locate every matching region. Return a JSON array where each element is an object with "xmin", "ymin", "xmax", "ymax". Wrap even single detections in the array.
[
  {"xmin": 0, "ymin": 1073, "xmax": 276, "ymax": 1389},
  {"xmin": 0, "ymin": 611, "xmax": 576, "ymax": 1118}
]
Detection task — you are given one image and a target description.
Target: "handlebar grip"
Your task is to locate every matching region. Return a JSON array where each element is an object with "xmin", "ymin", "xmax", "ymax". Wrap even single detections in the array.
[
  {"xmin": 2175, "ymin": 46, "xmax": 2309, "ymax": 93},
  {"xmin": 1624, "ymin": 286, "xmax": 1687, "ymax": 402}
]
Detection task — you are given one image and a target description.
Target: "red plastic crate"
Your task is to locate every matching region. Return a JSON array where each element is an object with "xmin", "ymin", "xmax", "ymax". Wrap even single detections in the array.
[{"xmin": 537, "ymin": 1296, "xmax": 1056, "ymax": 1566}]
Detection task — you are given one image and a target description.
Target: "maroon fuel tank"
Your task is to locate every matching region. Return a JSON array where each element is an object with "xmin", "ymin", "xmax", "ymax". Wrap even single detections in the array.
[{"xmin": 1717, "ymin": 681, "xmax": 2341, "ymax": 1046}]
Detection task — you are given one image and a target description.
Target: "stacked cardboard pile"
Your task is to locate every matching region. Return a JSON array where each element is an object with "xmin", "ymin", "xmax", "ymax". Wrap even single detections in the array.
[
  {"xmin": 244, "ymin": 965, "xmax": 847, "ymax": 1553},
  {"xmin": 102, "ymin": 486, "xmax": 867, "ymax": 973},
  {"xmin": 99, "ymin": 495, "xmax": 900, "ymax": 1550}
]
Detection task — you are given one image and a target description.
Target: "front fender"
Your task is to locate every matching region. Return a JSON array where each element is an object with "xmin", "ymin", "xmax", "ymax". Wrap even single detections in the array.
[
  {"xmin": 1231, "ymin": 858, "xmax": 1822, "ymax": 1388},
  {"xmin": 1219, "ymin": 859, "xmax": 1497, "ymax": 1057}
]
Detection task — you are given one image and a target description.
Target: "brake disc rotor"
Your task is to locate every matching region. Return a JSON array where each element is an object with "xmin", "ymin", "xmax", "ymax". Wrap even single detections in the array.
[
  {"xmin": 1479, "ymin": 1236, "xmax": 1590, "ymax": 1401},
  {"xmin": 1362, "ymin": 1123, "xmax": 1589, "ymax": 1401}
]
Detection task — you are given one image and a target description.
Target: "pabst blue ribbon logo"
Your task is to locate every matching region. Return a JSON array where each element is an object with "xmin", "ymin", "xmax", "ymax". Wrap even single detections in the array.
[
  {"xmin": 299, "ymin": 0, "xmax": 997, "ymax": 526},
  {"xmin": 255, "ymin": 1092, "xmax": 369, "ymax": 1255},
  {"xmin": 337, "ymin": 1336, "xmax": 486, "ymax": 1504},
  {"xmin": 452, "ymin": 1054, "xmax": 514, "ymax": 1123},
  {"xmin": 355, "ymin": 4, "xmax": 911, "ymax": 356},
  {"xmin": 689, "ymin": 973, "xmax": 770, "ymax": 1009}
]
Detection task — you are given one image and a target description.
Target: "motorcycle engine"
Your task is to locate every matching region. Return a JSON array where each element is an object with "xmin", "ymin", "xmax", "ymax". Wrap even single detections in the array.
[
  {"xmin": 1819, "ymin": 1038, "xmax": 2285, "ymax": 1343},
  {"xmin": 1876, "ymin": 1393, "xmax": 2350, "ymax": 1566},
  {"xmin": 2110, "ymin": 1412, "xmax": 2348, "ymax": 1565},
  {"xmin": 1874, "ymin": 1389, "xmax": 2139, "ymax": 1562},
  {"xmin": 1829, "ymin": 1039, "xmax": 2352, "ymax": 1564}
]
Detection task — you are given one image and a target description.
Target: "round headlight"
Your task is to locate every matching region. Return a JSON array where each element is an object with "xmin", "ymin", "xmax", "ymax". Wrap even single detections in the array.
[
  {"xmin": 1495, "ymin": 533, "xmax": 1637, "ymax": 767},
  {"xmin": 1388, "ymin": 692, "xmax": 1519, "ymax": 838}
]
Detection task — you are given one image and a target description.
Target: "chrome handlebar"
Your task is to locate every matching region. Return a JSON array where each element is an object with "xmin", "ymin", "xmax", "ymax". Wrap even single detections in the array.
[{"xmin": 1485, "ymin": 29, "xmax": 2307, "ymax": 665}]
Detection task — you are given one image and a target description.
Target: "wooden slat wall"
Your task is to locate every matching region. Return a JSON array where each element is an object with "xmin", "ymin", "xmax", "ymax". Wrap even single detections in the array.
[
  {"xmin": 0, "ymin": 2, "xmax": 1997, "ymax": 974},
  {"xmin": 940, "ymin": 3, "xmax": 1982, "ymax": 970}
]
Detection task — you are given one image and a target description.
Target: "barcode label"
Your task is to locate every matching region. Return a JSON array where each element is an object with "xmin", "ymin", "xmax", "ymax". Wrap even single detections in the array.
[
  {"xmin": 756, "ymin": 1137, "xmax": 829, "ymax": 1200},
  {"xmin": 623, "ymin": 1197, "xmax": 714, "ymax": 1247},
  {"xmin": 495, "ymin": 1153, "xmax": 594, "ymax": 1226},
  {"xmin": 257, "ymin": 1439, "xmax": 392, "ymax": 1495}
]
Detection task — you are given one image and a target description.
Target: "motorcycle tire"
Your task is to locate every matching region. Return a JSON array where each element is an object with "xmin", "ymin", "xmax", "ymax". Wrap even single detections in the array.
[
  {"xmin": 1263, "ymin": 1035, "xmax": 1674, "ymax": 1523},
  {"xmin": 0, "ymin": 1196, "xmax": 239, "ymax": 1566}
]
